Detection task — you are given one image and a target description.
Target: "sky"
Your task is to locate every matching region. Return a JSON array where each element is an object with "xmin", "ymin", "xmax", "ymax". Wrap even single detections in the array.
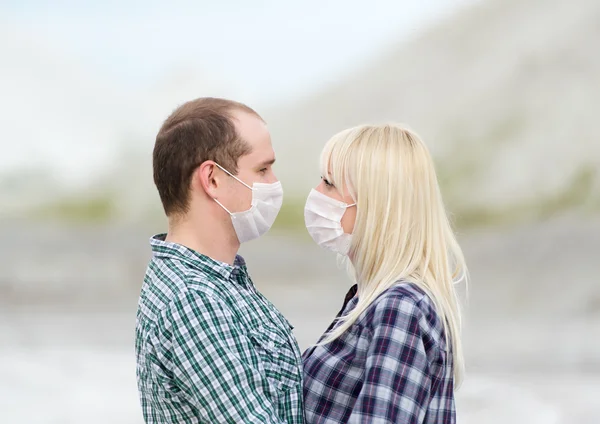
[
  {"xmin": 0, "ymin": 0, "xmax": 476, "ymax": 194},
  {"xmin": 2, "ymin": 0, "xmax": 475, "ymax": 102}
]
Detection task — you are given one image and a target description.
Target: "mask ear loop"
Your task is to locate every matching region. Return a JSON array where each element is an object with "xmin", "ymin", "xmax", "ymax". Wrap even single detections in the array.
[
  {"xmin": 341, "ymin": 200, "xmax": 357, "ymax": 268},
  {"xmin": 212, "ymin": 162, "xmax": 253, "ymax": 215},
  {"xmin": 214, "ymin": 199, "xmax": 232, "ymax": 215},
  {"xmin": 215, "ymin": 163, "xmax": 253, "ymax": 190}
]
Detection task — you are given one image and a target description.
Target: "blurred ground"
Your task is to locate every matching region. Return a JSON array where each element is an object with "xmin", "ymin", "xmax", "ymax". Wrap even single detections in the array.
[{"xmin": 1, "ymin": 212, "xmax": 598, "ymax": 423}]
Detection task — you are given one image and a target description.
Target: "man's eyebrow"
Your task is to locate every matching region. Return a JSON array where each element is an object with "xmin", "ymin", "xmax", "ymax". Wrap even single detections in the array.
[{"xmin": 258, "ymin": 158, "xmax": 276, "ymax": 167}]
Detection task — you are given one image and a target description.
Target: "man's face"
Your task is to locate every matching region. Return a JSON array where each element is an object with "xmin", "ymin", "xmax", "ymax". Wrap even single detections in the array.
[{"xmin": 221, "ymin": 110, "xmax": 277, "ymax": 213}]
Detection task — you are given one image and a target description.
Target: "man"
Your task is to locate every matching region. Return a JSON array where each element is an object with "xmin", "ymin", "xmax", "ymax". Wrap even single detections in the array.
[{"xmin": 135, "ymin": 97, "xmax": 304, "ymax": 423}]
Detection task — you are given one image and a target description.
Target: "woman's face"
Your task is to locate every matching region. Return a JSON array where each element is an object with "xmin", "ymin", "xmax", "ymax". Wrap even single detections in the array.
[{"xmin": 315, "ymin": 177, "xmax": 357, "ymax": 235}]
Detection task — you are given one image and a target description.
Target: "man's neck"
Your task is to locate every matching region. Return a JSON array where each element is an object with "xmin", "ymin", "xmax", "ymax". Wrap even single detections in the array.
[{"xmin": 165, "ymin": 214, "xmax": 240, "ymax": 266}]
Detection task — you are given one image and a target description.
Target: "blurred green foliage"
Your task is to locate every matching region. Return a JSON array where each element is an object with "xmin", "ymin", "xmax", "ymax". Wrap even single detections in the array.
[
  {"xmin": 448, "ymin": 165, "xmax": 597, "ymax": 229},
  {"xmin": 27, "ymin": 164, "xmax": 597, "ymax": 232},
  {"xmin": 30, "ymin": 191, "xmax": 116, "ymax": 223}
]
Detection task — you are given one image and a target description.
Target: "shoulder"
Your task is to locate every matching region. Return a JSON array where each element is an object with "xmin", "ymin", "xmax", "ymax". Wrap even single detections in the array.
[
  {"xmin": 363, "ymin": 283, "xmax": 447, "ymax": 349},
  {"xmin": 144, "ymin": 257, "xmax": 231, "ymax": 307},
  {"xmin": 366, "ymin": 283, "xmax": 427, "ymax": 322},
  {"xmin": 185, "ymin": 269, "xmax": 232, "ymax": 301},
  {"xmin": 156, "ymin": 279, "xmax": 237, "ymax": 337}
]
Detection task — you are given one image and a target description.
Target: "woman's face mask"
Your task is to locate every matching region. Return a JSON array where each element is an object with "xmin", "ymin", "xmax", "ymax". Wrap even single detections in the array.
[{"xmin": 303, "ymin": 187, "xmax": 356, "ymax": 256}]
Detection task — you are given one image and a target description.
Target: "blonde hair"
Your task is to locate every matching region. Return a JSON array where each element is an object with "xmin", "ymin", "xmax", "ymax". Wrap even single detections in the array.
[{"xmin": 318, "ymin": 123, "xmax": 468, "ymax": 385}]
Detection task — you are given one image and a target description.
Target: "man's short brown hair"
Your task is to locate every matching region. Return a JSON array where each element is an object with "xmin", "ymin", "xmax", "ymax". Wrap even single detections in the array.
[{"xmin": 153, "ymin": 97, "xmax": 260, "ymax": 216}]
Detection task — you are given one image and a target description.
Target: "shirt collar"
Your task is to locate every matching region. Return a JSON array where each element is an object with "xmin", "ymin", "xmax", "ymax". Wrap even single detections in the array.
[{"xmin": 150, "ymin": 234, "xmax": 246, "ymax": 281}]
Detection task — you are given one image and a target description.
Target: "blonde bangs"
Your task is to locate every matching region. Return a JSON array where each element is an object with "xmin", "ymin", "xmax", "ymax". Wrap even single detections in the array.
[{"xmin": 318, "ymin": 128, "xmax": 360, "ymax": 201}]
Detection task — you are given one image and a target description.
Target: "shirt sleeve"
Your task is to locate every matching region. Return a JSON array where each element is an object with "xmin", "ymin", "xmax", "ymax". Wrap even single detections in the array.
[
  {"xmin": 347, "ymin": 295, "xmax": 432, "ymax": 423},
  {"xmin": 155, "ymin": 289, "xmax": 286, "ymax": 424}
]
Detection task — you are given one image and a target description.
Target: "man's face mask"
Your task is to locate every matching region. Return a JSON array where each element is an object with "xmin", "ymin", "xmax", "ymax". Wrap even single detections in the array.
[{"xmin": 213, "ymin": 163, "xmax": 283, "ymax": 243}]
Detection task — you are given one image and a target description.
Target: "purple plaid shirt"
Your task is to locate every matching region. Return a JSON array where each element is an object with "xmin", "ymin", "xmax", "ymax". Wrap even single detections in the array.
[{"xmin": 302, "ymin": 282, "xmax": 455, "ymax": 424}]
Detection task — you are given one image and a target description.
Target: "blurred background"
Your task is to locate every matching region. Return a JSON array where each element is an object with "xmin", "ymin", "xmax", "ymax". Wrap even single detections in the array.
[{"xmin": 1, "ymin": 0, "xmax": 599, "ymax": 423}]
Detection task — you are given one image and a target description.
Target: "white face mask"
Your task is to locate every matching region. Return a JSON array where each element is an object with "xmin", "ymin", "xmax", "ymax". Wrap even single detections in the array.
[
  {"xmin": 304, "ymin": 188, "xmax": 356, "ymax": 256},
  {"xmin": 214, "ymin": 164, "xmax": 283, "ymax": 243}
]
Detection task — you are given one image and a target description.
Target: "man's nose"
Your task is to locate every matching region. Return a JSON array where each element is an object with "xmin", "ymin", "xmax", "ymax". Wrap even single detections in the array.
[{"xmin": 268, "ymin": 170, "xmax": 279, "ymax": 183}]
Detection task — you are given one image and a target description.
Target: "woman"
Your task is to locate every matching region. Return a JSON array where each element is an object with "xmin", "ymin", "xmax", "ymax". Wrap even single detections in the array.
[{"xmin": 302, "ymin": 123, "xmax": 468, "ymax": 424}]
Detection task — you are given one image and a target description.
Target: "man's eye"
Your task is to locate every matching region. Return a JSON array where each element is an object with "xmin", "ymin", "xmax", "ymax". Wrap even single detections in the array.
[{"xmin": 259, "ymin": 168, "xmax": 268, "ymax": 174}]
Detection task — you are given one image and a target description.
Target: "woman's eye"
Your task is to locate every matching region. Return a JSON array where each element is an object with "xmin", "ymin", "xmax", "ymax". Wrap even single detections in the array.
[{"xmin": 321, "ymin": 177, "xmax": 334, "ymax": 187}]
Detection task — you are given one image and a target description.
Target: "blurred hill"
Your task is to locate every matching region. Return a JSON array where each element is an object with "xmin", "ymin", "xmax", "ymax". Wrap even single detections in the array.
[{"xmin": 266, "ymin": 0, "xmax": 600, "ymax": 226}]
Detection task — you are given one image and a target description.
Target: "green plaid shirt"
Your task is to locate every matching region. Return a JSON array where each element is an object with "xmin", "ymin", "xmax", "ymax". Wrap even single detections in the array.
[{"xmin": 135, "ymin": 234, "xmax": 304, "ymax": 423}]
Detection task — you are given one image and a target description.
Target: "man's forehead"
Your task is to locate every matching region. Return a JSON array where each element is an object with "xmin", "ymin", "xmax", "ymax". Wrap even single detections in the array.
[
  {"xmin": 232, "ymin": 109, "xmax": 267, "ymax": 132},
  {"xmin": 242, "ymin": 146, "xmax": 275, "ymax": 166},
  {"xmin": 237, "ymin": 136, "xmax": 275, "ymax": 168},
  {"xmin": 235, "ymin": 115, "xmax": 270, "ymax": 142}
]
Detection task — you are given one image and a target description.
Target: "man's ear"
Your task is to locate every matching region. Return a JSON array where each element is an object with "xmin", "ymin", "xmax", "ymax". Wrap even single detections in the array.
[{"xmin": 195, "ymin": 161, "xmax": 220, "ymax": 198}]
